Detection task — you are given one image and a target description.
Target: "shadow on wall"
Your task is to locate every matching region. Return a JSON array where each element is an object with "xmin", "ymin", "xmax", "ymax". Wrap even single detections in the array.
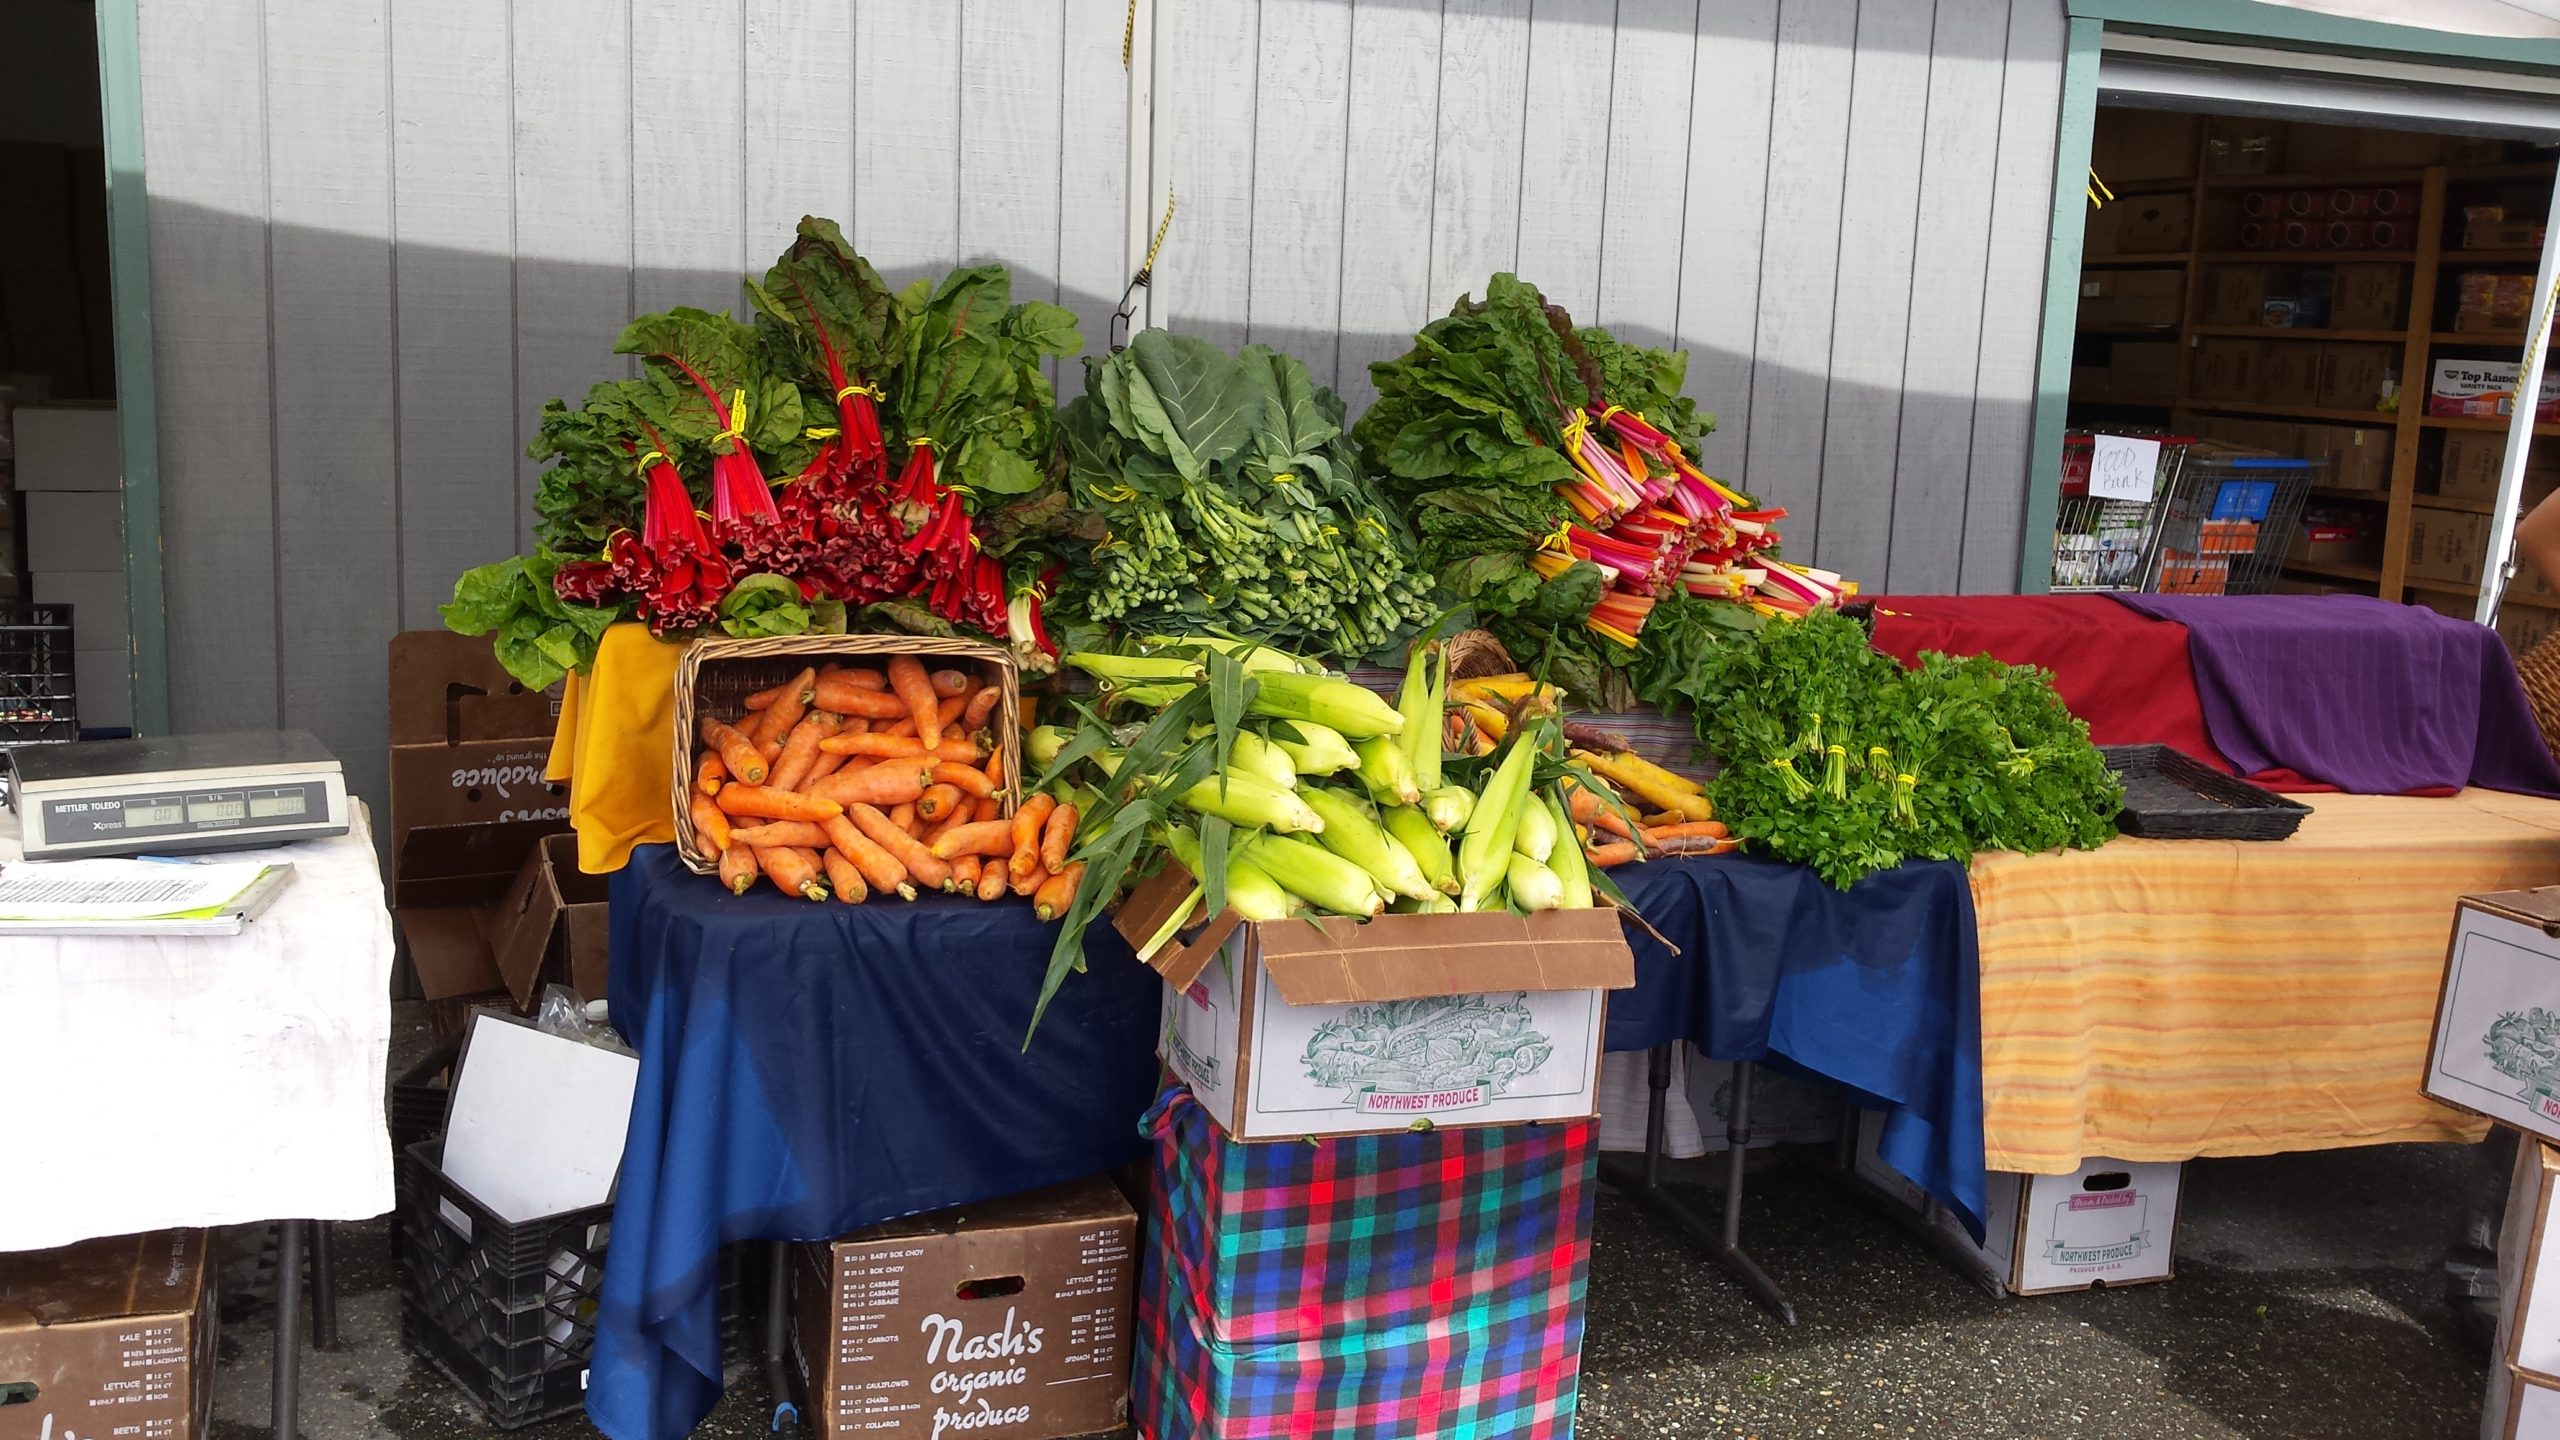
[{"xmin": 143, "ymin": 210, "xmax": 2034, "ymax": 823}]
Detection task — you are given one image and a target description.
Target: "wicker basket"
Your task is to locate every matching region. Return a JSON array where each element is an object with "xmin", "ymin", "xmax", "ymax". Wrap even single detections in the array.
[
  {"xmin": 670, "ymin": 634, "xmax": 1020, "ymax": 874},
  {"xmin": 2519, "ymin": 629, "xmax": 2560, "ymax": 767}
]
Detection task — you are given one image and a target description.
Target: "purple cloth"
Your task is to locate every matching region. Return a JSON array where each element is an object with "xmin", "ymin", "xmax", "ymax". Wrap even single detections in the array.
[{"xmin": 2111, "ymin": 594, "xmax": 2560, "ymax": 798}]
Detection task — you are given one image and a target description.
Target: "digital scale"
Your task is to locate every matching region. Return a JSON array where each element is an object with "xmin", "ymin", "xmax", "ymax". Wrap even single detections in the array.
[{"xmin": 6, "ymin": 730, "xmax": 350, "ymax": 858}]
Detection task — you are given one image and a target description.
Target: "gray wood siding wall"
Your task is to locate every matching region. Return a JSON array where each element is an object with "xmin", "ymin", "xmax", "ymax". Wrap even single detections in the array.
[{"xmin": 135, "ymin": 0, "xmax": 2061, "ymax": 812}]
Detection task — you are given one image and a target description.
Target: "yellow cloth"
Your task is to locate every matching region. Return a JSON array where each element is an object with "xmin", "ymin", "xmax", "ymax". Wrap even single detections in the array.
[
  {"xmin": 546, "ymin": 623, "xmax": 685, "ymax": 873},
  {"xmin": 1966, "ymin": 790, "xmax": 2560, "ymax": 1172}
]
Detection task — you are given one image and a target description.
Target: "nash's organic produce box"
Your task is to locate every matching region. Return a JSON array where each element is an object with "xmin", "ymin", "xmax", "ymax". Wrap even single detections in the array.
[
  {"xmin": 787, "ymin": 1176, "xmax": 1138, "ymax": 1440},
  {"xmin": 1115, "ymin": 863, "xmax": 1636, "ymax": 1141}
]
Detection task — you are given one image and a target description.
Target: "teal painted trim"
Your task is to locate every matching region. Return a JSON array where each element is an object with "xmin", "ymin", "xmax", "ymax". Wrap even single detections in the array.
[
  {"xmin": 2069, "ymin": 0, "xmax": 2560, "ymax": 72},
  {"xmin": 93, "ymin": 0, "xmax": 169, "ymax": 736},
  {"xmin": 2017, "ymin": 18, "xmax": 2105, "ymax": 596}
]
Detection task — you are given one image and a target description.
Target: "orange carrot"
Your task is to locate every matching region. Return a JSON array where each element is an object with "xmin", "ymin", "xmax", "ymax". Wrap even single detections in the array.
[
  {"xmin": 751, "ymin": 667, "xmax": 817, "ymax": 745},
  {"xmin": 758, "ymin": 737, "xmax": 784, "ymax": 765},
  {"xmin": 811, "ymin": 680, "xmax": 912, "ymax": 718},
  {"xmin": 694, "ymin": 751, "xmax": 727, "ymax": 796},
  {"xmin": 768, "ymin": 714, "xmax": 834, "ymax": 793},
  {"xmin": 801, "ymin": 746, "xmax": 850, "ymax": 790},
  {"xmin": 1033, "ymin": 862, "xmax": 1084, "ymax": 922},
  {"xmin": 1640, "ymin": 821, "xmax": 1728, "ymax": 844},
  {"xmin": 930, "ymin": 820, "xmax": 1016, "ymax": 860},
  {"xmin": 690, "ymin": 793, "xmax": 734, "ymax": 854},
  {"xmin": 822, "ymin": 848, "xmax": 868, "ymax": 905},
  {"xmin": 756, "ymin": 845, "xmax": 827, "ymax": 901},
  {"xmin": 1563, "ymin": 782, "xmax": 1636, "ymax": 841},
  {"xmin": 929, "ymin": 668, "xmax": 973, "ymax": 698},
  {"xmin": 822, "ymin": 814, "xmax": 913, "ymax": 899},
  {"xmin": 952, "ymin": 855, "xmax": 983, "ymax": 891},
  {"xmin": 718, "ymin": 843, "xmax": 759, "ymax": 894},
  {"xmin": 975, "ymin": 861, "xmax": 1008, "ymax": 901},
  {"xmin": 963, "ymin": 685, "xmax": 1002, "ymax": 730},
  {"xmin": 980, "ymin": 746, "xmax": 1006, "ymax": 796},
  {"xmin": 1009, "ymin": 794, "xmax": 1057, "ymax": 888},
  {"xmin": 817, "ymin": 733, "xmax": 981, "ymax": 763},
  {"xmin": 817, "ymin": 665, "xmax": 888, "ymax": 691},
  {"xmin": 1587, "ymin": 840, "xmax": 1639, "ymax": 869},
  {"xmin": 727, "ymin": 820, "xmax": 832, "ymax": 849},
  {"xmin": 888, "ymin": 655, "xmax": 942, "ymax": 749},
  {"xmin": 916, "ymin": 783, "xmax": 967, "ymax": 824},
  {"xmin": 1040, "ymin": 802, "xmax": 1079, "ymax": 873},
  {"xmin": 1646, "ymin": 835, "xmax": 1738, "ymax": 857},
  {"xmin": 716, "ymin": 786, "xmax": 845, "ymax": 822},
  {"xmin": 701, "ymin": 718, "xmax": 768, "ymax": 785},
  {"xmin": 849, "ymin": 803, "xmax": 954, "ymax": 890},
  {"xmin": 935, "ymin": 694, "xmax": 966, "ymax": 727},
  {"xmin": 932, "ymin": 761, "xmax": 997, "ymax": 799},
  {"xmin": 806, "ymin": 759, "xmax": 935, "ymax": 810},
  {"xmin": 1010, "ymin": 861, "xmax": 1048, "ymax": 899}
]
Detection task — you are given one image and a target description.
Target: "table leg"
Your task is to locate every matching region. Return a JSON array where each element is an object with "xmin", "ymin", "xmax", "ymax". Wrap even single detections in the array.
[
  {"xmin": 764, "ymin": 1241, "xmax": 801, "ymax": 1433},
  {"xmin": 1598, "ymin": 1048, "xmax": 1799, "ymax": 1326},
  {"xmin": 1814, "ymin": 1115, "xmax": 2007, "ymax": 1302},
  {"xmin": 309, "ymin": 1221, "xmax": 338, "ymax": 1352},
  {"xmin": 272, "ymin": 1220, "xmax": 303, "ymax": 1440}
]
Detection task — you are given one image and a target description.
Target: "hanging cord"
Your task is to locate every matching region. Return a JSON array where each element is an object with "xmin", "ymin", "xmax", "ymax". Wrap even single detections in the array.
[
  {"xmin": 1111, "ymin": 190, "xmax": 1177, "ymax": 352},
  {"xmin": 1123, "ymin": 0, "xmax": 1137, "ymax": 67},
  {"xmin": 2086, "ymin": 167, "xmax": 2114, "ymax": 209}
]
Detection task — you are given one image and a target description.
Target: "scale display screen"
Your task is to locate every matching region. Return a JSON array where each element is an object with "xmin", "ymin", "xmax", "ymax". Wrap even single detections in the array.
[
  {"xmin": 249, "ymin": 792, "xmax": 307, "ymax": 818},
  {"xmin": 123, "ymin": 802, "xmax": 186, "ymax": 828},
  {"xmin": 188, "ymin": 798, "xmax": 247, "ymax": 823}
]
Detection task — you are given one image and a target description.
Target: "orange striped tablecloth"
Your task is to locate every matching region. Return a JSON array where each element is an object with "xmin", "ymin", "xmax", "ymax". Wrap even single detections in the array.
[{"xmin": 1970, "ymin": 790, "xmax": 2560, "ymax": 1173}]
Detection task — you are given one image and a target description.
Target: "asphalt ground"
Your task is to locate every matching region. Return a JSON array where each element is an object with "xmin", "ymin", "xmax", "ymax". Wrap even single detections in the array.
[{"xmin": 203, "ymin": 1006, "xmax": 2491, "ymax": 1439}]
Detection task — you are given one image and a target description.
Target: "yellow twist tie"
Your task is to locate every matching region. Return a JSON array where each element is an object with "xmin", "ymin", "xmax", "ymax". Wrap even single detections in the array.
[
  {"xmin": 836, "ymin": 382, "xmax": 881, "ymax": 402},
  {"xmin": 714, "ymin": 389, "xmax": 751, "ymax": 447},
  {"xmin": 1597, "ymin": 404, "xmax": 1626, "ymax": 426},
  {"xmin": 907, "ymin": 435, "xmax": 938, "ymax": 452},
  {"xmin": 1270, "ymin": 471, "xmax": 1298, "ymax": 485},
  {"xmin": 1827, "ymin": 745, "xmax": 1846, "ymax": 759},
  {"xmin": 1540, "ymin": 522, "xmax": 1576, "ymax": 554},
  {"xmin": 637, "ymin": 449, "xmax": 669, "ymax": 471},
  {"xmin": 1897, "ymin": 773, "xmax": 1917, "ymax": 786},
  {"xmin": 1561, "ymin": 411, "xmax": 1589, "ymax": 451},
  {"xmin": 1091, "ymin": 483, "xmax": 1138, "ymax": 503},
  {"xmin": 804, "ymin": 427, "xmax": 840, "ymax": 440}
]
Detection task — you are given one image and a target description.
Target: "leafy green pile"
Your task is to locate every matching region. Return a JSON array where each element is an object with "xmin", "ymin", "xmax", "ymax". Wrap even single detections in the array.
[
  {"xmin": 1352, "ymin": 274, "xmax": 1721, "ymax": 704},
  {"xmin": 1687, "ymin": 611, "xmax": 2122, "ymax": 887},
  {"xmin": 1054, "ymin": 330, "xmax": 1433, "ymax": 663},
  {"xmin": 439, "ymin": 554, "xmax": 622, "ymax": 692}
]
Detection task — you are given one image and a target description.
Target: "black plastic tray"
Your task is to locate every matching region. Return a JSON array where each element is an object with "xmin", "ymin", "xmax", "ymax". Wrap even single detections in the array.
[{"xmin": 2100, "ymin": 744, "xmax": 2310, "ymax": 841}]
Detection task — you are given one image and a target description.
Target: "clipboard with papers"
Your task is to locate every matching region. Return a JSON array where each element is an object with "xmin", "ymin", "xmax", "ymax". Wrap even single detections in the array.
[{"xmin": 0, "ymin": 857, "xmax": 299, "ymax": 937}]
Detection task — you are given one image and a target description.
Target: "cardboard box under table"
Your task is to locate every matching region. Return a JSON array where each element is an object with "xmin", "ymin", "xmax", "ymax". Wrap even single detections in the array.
[
  {"xmin": 0, "ymin": 1230, "xmax": 216, "ymax": 1440},
  {"xmin": 1133, "ymin": 1083, "xmax": 1597, "ymax": 1440},
  {"xmin": 2426, "ymin": 890, "xmax": 2560, "ymax": 1143},
  {"xmin": 785, "ymin": 1175, "xmax": 1138, "ymax": 1440},
  {"xmin": 1852, "ymin": 1113, "xmax": 2182, "ymax": 1295},
  {"xmin": 1115, "ymin": 864, "xmax": 1637, "ymax": 1142}
]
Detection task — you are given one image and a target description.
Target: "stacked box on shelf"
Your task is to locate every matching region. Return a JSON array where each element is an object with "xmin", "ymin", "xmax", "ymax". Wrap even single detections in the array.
[{"xmin": 1133, "ymin": 1084, "xmax": 1598, "ymax": 1440}]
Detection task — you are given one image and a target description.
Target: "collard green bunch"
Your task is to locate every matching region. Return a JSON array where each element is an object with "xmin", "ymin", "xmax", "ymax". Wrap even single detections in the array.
[
  {"xmin": 1053, "ymin": 330, "xmax": 1434, "ymax": 663},
  {"xmin": 1689, "ymin": 611, "xmax": 2123, "ymax": 888}
]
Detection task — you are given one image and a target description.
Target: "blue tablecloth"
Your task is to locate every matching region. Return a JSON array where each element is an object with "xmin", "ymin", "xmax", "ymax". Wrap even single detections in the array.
[{"xmin": 586, "ymin": 845, "xmax": 1982, "ymax": 1440}]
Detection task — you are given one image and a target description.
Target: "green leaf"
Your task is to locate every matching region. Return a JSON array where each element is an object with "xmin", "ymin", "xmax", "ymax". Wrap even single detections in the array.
[
  {"xmin": 1128, "ymin": 330, "xmax": 1262, "ymax": 474},
  {"xmin": 1198, "ymin": 814, "xmax": 1231, "ymax": 929}
]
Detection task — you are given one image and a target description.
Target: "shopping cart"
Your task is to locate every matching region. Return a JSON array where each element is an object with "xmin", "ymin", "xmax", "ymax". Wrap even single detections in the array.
[{"xmin": 2050, "ymin": 433, "xmax": 2321, "ymax": 596}]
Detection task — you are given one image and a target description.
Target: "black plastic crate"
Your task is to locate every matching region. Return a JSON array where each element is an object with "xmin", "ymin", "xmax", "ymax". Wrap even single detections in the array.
[
  {"xmin": 388, "ymin": 1040, "xmax": 460, "ymax": 1158},
  {"xmin": 0, "ymin": 601, "xmax": 75, "ymax": 743},
  {"xmin": 2099, "ymin": 743, "xmax": 2312, "ymax": 841},
  {"xmin": 396, "ymin": 1138, "xmax": 611, "ymax": 1429}
]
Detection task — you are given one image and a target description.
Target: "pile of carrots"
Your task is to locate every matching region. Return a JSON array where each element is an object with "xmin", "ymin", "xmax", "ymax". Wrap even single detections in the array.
[{"xmin": 688, "ymin": 654, "xmax": 1083, "ymax": 917}]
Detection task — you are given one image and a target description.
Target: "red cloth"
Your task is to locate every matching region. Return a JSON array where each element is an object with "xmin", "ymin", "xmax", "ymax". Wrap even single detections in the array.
[{"xmin": 1867, "ymin": 595, "xmax": 2239, "ymax": 773}]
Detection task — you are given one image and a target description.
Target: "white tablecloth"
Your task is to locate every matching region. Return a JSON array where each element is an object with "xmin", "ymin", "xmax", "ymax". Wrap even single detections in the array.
[{"xmin": 0, "ymin": 802, "xmax": 396, "ymax": 1251}]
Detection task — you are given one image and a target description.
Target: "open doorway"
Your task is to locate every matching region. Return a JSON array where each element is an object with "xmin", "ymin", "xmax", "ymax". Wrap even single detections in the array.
[
  {"xmin": 2060, "ymin": 99, "xmax": 2558, "ymax": 653},
  {"xmin": 0, "ymin": 0, "xmax": 126, "ymax": 735}
]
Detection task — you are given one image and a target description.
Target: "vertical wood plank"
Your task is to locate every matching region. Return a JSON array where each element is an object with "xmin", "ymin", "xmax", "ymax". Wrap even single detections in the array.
[
  {"xmin": 1055, "ymin": 0, "xmax": 1128, "ymax": 370},
  {"xmin": 1672, "ymin": 1, "xmax": 1778, "ymax": 480},
  {"xmin": 1886, "ymin": 0, "xmax": 2008, "ymax": 595},
  {"xmin": 744, "ymin": 0, "xmax": 854, "ymax": 265},
  {"xmin": 266, "ymin": 0, "xmax": 398, "ymax": 808},
  {"xmin": 1593, "ymin": 0, "xmax": 1697, "ymax": 351},
  {"xmin": 514, "ymin": 0, "xmax": 635, "ymax": 557},
  {"xmin": 1741, "ymin": 0, "xmax": 1857, "ymax": 549},
  {"xmin": 1249, "ymin": 0, "xmax": 1352, "ymax": 388},
  {"xmin": 390, "ymin": 0, "xmax": 518, "ymax": 629},
  {"xmin": 1335, "ymin": 0, "xmax": 1442, "ymax": 408},
  {"xmin": 1153, "ymin": 0, "xmax": 1257, "ymax": 350},
  {"xmin": 137, "ymin": 0, "xmax": 279, "ymax": 733},
  {"xmin": 1515, "ymin": 0, "xmax": 1615, "ymax": 323},
  {"xmin": 1431, "ymin": 0, "xmax": 1530, "ymax": 311},
  {"xmin": 958, "ymin": 0, "xmax": 1066, "ymax": 386},
  {"xmin": 1961, "ymin": 0, "xmax": 2066, "ymax": 593},
  {"xmin": 632, "ymin": 0, "xmax": 747, "ymax": 315},
  {"xmin": 1812, "ymin": 0, "xmax": 1934, "ymax": 586},
  {"xmin": 856, "ymin": 1, "xmax": 963, "ymax": 284}
]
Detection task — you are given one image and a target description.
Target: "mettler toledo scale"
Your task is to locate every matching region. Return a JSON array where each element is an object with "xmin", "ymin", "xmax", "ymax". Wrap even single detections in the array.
[{"xmin": 7, "ymin": 730, "xmax": 350, "ymax": 857}]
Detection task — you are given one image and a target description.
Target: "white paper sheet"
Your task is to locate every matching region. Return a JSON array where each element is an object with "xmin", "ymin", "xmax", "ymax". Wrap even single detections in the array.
[
  {"xmin": 0, "ymin": 857, "xmax": 274, "ymax": 920},
  {"xmin": 2089, "ymin": 434, "xmax": 2163, "ymax": 503},
  {"xmin": 441, "ymin": 1013, "xmax": 640, "ymax": 1224}
]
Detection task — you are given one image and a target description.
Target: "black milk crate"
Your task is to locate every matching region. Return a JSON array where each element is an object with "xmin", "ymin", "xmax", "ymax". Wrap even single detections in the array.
[
  {"xmin": 388, "ymin": 1040, "xmax": 461, "ymax": 1158},
  {"xmin": 2100, "ymin": 743, "xmax": 2312, "ymax": 841},
  {"xmin": 396, "ymin": 1138, "xmax": 610, "ymax": 1429},
  {"xmin": 0, "ymin": 602, "xmax": 75, "ymax": 745}
]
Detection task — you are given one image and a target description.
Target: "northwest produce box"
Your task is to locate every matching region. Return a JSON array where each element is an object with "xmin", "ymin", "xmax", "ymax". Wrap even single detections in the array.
[{"xmin": 2426, "ymin": 889, "xmax": 2560, "ymax": 1147}]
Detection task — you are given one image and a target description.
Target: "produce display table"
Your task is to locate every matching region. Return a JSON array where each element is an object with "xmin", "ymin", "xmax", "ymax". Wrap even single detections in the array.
[
  {"xmin": 586, "ymin": 844, "xmax": 1985, "ymax": 1440},
  {"xmin": 1967, "ymin": 789, "xmax": 2560, "ymax": 1174},
  {"xmin": 0, "ymin": 805, "xmax": 398, "ymax": 1439}
]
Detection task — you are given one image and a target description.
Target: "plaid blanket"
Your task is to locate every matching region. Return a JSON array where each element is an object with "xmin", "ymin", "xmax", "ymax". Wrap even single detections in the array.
[{"xmin": 1134, "ymin": 1085, "xmax": 1596, "ymax": 1439}]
